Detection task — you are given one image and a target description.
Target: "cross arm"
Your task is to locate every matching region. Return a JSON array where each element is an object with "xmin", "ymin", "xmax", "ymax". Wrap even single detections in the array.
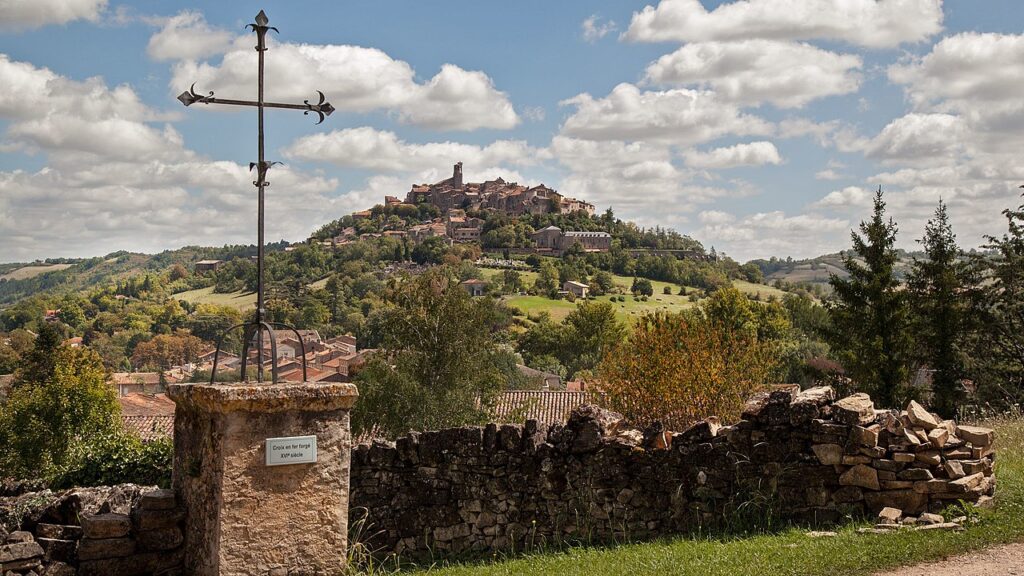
[{"xmin": 177, "ymin": 85, "xmax": 335, "ymax": 124}]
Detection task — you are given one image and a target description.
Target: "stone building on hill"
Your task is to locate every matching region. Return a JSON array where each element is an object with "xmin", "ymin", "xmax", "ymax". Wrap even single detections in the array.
[
  {"xmin": 532, "ymin": 226, "xmax": 612, "ymax": 254},
  {"xmin": 403, "ymin": 162, "xmax": 594, "ymax": 217}
]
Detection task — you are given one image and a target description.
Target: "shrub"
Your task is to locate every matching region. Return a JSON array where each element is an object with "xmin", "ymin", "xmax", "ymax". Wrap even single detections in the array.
[
  {"xmin": 663, "ymin": 286, "xmax": 672, "ymax": 295},
  {"xmin": 598, "ymin": 310, "xmax": 777, "ymax": 429},
  {"xmin": 51, "ymin": 431, "xmax": 173, "ymax": 489}
]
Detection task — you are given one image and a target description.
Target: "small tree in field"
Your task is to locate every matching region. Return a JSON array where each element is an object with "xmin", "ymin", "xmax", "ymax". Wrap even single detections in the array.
[{"xmin": 598, "ymin": 305, "xmax": 777, "ymax": 429}]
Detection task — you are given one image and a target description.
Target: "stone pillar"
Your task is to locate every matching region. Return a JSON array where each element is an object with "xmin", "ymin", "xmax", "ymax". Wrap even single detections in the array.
[{"xmin": 167, "ymin": 382, "xmax": 358, "ymax": 576}]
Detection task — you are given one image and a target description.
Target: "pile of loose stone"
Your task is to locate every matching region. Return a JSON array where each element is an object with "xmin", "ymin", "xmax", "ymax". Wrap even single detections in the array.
[
  {"xmin": 813, "ymin": 392, "xmax": 996, "ymax": 524},
  {"xmin": 0, "ymin": 484, "xmax": 185, "ymax": 576}
]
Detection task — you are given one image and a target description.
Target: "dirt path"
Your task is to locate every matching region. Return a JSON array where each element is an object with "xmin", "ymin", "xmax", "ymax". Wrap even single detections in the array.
[{"xmin": 878, "ymin": 542, "xmax": 1024, "ymax": 575}]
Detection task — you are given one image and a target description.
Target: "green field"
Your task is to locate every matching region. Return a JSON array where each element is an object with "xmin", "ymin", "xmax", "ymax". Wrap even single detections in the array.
[
  {"xmin": 0, "ymin": 263, "xmax": 72, "ymax": 281},
  {"xmin": 480, "ymin": 269, "xmax": 787, "ymax": 324},
  {"xmin": 172, "ymin": 286, "xmax": 256, "ymax": 311},
  {"xmin": 396, "ymin": 416, "xmax": 1024, "ymax": 576}
]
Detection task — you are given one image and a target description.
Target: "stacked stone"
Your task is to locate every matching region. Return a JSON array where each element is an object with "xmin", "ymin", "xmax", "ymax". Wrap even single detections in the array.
[
  {"xmin": 0, "ymin": 486, "xmax": 185, "ymax": 576},
  {"xmin": 0, "ymin": 529, "xmax": 56, "ymax": 575},
  {"xmin": 350, "ymin": 387, "xmax": 997, "ymax": 560}
]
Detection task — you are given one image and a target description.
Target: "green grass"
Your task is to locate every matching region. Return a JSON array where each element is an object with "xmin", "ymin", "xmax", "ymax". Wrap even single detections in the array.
[
  {"xmin": 172, "ymin": 286, "xmax": 256, "ymax": 311},
  {"xmin": 483, "ymin": 269, "xmax": 713, "ymax": 324},
  {"xmin": 400, "ymin": 417, "xmax": 1024, "ymax": 576}
]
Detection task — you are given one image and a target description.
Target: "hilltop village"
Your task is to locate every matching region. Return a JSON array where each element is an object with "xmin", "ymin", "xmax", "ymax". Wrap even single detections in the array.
[{"xmin": 312, "ymin": 162, "xmax": 613, "ymax": 255}]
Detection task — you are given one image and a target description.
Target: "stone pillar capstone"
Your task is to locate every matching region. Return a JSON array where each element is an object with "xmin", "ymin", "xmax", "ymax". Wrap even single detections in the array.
[{"xmin": 167, "ymin": 381, "xmax": 358, "ymax": 576}]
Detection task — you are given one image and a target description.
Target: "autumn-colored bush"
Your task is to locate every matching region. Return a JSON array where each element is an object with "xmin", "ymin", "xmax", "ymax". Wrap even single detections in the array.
[{"xmin": 597, "ymin": 304, "xmax": 779, "ymax": 430}]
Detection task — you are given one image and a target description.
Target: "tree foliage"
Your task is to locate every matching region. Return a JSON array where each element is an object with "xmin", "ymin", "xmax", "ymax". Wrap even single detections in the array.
[
  {"xmin": 907, "ymin": 200, "xmax": 972, "ymax": 416},
  {"xmin": 0, "ymin": 337, "xmax": 119, "ymax": 479},
  {"xmin": 598, "ymin": 291, "xmax": 779, "ymax": 429},
  {"xmin": 969, "ymin": 192, "xmax": 1024, "ymax": 405},
  {"xmin": 826, "ymin": 189, "xmax": 914, "ymax": 407},
  {"xmin": 351, "ymin": 268, "xmax": 511, "ymax": 439}
]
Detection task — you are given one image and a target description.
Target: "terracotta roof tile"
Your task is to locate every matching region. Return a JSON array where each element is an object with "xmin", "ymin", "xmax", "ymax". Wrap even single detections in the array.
[
  {"xmin": 122, "ymin": 415, "xmax": 174, "ymax": 442},
  {"xmin": 489, "ymin": 390, "xmax": 592, "ymax": 425}
]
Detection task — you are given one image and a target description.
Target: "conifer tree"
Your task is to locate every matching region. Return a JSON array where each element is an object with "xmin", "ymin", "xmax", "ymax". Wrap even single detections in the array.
[
  {"xmin": 826, "ymin": 188, "xmax": 914, "ymax": 407},
  {"xmin": 971, "ymin": 191, "xmax": 1024, "ymax": 405},
  {"xmin": 907, "ymin": 200, "xmax": 970, "ymax": 416}
]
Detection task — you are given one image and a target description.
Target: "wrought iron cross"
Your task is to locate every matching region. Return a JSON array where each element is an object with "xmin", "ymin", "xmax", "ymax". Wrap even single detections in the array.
[{"xmin": 177, "ymin": 10, "xmax": 334, "ymax": 384}]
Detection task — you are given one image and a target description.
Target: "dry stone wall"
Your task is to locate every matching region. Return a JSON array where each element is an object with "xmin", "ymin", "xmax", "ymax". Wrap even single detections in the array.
[
  {"xmin": 350, "ymin": 387, "xmax": 996, "ymax": 559},
  {"xmin": 0, "ymin": 484, "xmax": 184, "ymax": 575}
]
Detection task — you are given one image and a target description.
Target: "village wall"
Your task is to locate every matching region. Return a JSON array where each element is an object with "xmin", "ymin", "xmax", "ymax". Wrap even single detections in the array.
[{"xmin": 349, "ymin": 388, "xmax": 996, "ymax": 559}]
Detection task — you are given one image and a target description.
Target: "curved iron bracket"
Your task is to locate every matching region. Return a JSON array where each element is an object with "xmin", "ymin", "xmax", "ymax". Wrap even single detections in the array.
[{"xmin": 209, "ymin": 319, "xmax": 309, "ymax": 384}]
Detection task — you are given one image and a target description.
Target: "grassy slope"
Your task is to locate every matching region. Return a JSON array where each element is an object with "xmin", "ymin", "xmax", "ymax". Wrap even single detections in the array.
[
  {"xmin": 0, "ymin": 264, "xmax": 73, "ymax": 281},
  {"xmin": 172, "ymin": 286, "xmax": 256, "ymax": 311},
  {"xmin": 409, "ymin": 417, "xmax": 1024, "ymax": 576},
  {"xmin": 480, "ymin": 269, "xmax": 787, "ymax": 324}
]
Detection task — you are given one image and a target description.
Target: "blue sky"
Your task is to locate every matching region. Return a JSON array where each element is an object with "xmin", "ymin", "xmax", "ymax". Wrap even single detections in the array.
[{"xmin": 1, "ymin": 0, "xmax": 1022, "ymax": 262}]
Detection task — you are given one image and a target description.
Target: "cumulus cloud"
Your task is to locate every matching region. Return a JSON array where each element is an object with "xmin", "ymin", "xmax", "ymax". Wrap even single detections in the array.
[
  {"xmin": 644, "ymin": 40, "xmax": 862, "ymax": 108},
  {"xmin": 147, "ymin": 11, "xmax": 233, "ymax": 62},
  {"xmin": 695, "ymin": 210, "xmax": 850, "ymax": 260},
  {"xmin": 811, "ymin": 186, "xmax": 874, "ymax": 209},
  {"xmin": 623, "ymin": 0, "xmax": 943, "ymax": 48},
  {"xmin": 284, "ymin": 127, "xmax": 542, "ymax": 173},
  {"xmin": 0, "ymin": 0, "xmax": 107, "ymax": 30},
  {"xmin": 682, "ymin": 141, "xmax": 782, "ymax": 169},
  {"xmin": 581, "ymin": 15, "xmax": 617, "ymax": 42},
  {"xmin": 168, "ymin": 37, "xmax": 519, "ymax": 131},
  {"xmin": 864, "ymin": 113, "xmax": 966, "ymax": 164},
  {"xmin": 0, "ymin": 54, "xmax": 349, "ymax": 261},
  {"xmin": 559, "ymin": 83, "xmax": 771, "ymax": 144}
]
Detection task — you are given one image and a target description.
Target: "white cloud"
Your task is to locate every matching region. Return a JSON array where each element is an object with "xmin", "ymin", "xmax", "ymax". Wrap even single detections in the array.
[
  {"xmin": 815, "ymin": 169, "xmax": 843, "ymax": 181},
  {"xmin": 623, "ymin": 0, "xmax": 943, "ymax": 48},
  {"xmin": 0, "ymin": 54, "xmax": 351, "ymax": 261},
  {"xmin": 864, "ymin": 113, "xmax": 966, "ymax": 164},
  {"xmin": 888, "ymin": 32, "xmax": 1024, "ymax": 109},
  {"xmin": 284, "ymin": 126, "xmax": 541, "ymax": 173},
  {"xmin": 696, "ymin": 210, "xmax": 850, "ymax": 260},
  {"xmin": 644, "ymin": 40, "xmax": 862, "ymax": 108},
  {"xmin": 559, "ymin": 83, "xmax": 772, "ymax": 144},
  {"xmin": 812, "ymin": 186, "xmax": 873, "ymax": 209},
  {"xmin": 698, "ymin": 210, "xmax": 735, "ymax": 225},
  {"xmin": 169, "ymin": 38, "xmax": 519, "ymax": 131},
  {"xmin": 147, "ymin": 11, "xmax": 233, "ymax": 62},
  {"xmin": 682, "ymin": 141, "xmax": 781, "ymax": 169},
  {"xmin": 0, "ymin": 0, "xmax": 107, "ymax": 30},
  {"xmin": 581, "ymin": 15, "xmax": 617, "ymax": 42}
]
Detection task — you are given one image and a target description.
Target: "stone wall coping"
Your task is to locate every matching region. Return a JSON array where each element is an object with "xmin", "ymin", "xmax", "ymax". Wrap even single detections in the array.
[{"xmin": 167, "ymin": 382, "xmax": 358, "ymax": 413}]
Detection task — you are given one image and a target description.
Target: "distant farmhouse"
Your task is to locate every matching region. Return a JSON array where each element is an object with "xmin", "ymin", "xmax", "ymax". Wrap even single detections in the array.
[{"xmin": 405, "ymin": 162, "xmax": 595, "ymax": 217}]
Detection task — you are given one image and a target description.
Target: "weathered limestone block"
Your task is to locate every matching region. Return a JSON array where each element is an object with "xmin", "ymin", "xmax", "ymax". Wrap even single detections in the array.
[
  {"xmin": 839, "ymin": 465, "xmax": 880, "ymax": 491},
  {"xmin": 136, "ymin": 527, "xmax": 184, "ymax": 551},
  {"xmin": 906, "ymin": 401, "xmax": 940, "ymax": 430},
  {"xmin": 928, "ymin": 428, "xmax": 949, "ymax": 448},
  {"xmin": 864, "ymin": 490, "xmax": 928, "ymax": 515},
  {"xmin": 138, "ymin": 489, "xmax": 176, "ymax": 511},
  {"xmin": 833, "ymin": 394, "xmax": 875, "ymax": 426},
  {"xmin": 80, "ymin": 514, "xmax": 130, "ymax": 540},
  {"xmin": 944, "ymin": 461, "xmax": 966, "ymax": 480},
  {"xmin": 37, "ymin": 537, "xmax": 76, "ymax": 563},
  {"xmin": 0, "ymin": 541, "xmax": 44, "ymax": 571},
  {"xmin": 949, "ymin": 472, "xmax": 985, "ymax": 493},
  {"xmin": 78, "ymin": 549, "xmax": 183, "ymax": 576},
  {"xmin": 957, "ymin": 425, "xmax": 994, "ymax": 447},
  {"xmin": 34, "ymin": 525, "xmax": 81, "ymax": 541},
  {"xmin": 850, "ymin": 424, "xmax": 880, "ymax": 447},
  {"xmin": 131, "ymin": 507, "xmax": 184, "ymax": 531},
  {"xmin": 77, "ymin": 537, "xmax": 135, "ymax": 560},
  {"xmin": 168, "ymin": 381, "xmax": 358, "ymax": 576},
  {"xmin": 811, "ymin": 444, "xmax": 843, "ymax": 465},
  {"xmin": 877, "ymin": 507, "xmax": 902, "ymax": 525}
]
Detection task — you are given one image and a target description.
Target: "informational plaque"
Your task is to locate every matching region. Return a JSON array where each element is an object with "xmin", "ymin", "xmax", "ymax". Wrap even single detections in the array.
[{"xmin": 265, "ymin": 435, "xmax": 318, "ymax": 466}]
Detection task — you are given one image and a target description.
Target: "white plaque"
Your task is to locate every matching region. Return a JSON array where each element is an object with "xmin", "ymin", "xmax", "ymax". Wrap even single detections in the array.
[{"xmin": 265, "ymin": 435, "xmax": 317, "ymax": 466}]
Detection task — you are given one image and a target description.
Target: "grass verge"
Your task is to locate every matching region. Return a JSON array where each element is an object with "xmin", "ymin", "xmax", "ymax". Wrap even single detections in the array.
[{"xmin": 390, "ymin": 416, "xmax": 1024, "ymax": 576}]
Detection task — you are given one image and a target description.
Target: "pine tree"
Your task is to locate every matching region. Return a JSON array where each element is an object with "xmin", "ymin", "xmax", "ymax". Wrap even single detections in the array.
[
  {"xmin": 971, "ymin": 191, "xmax": 1024, "ymax": 405},
  {"xmin": 907, "ymin": 200, "xmax": 970, "ymax": 417},
  {"xmin": 826, "ymin": 188, "xmax": 914, "ymax": 407}
]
